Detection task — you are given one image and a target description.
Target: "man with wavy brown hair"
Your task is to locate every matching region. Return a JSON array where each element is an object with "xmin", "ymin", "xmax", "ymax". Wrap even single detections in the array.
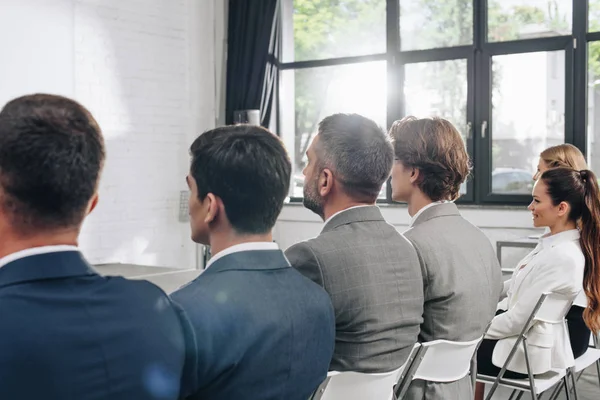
[{"xmin": 389, "ymin": 116, "xmax": 502, "ymax": 400}]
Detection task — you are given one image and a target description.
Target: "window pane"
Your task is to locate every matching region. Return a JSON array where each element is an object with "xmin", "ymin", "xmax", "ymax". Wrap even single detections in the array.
[
  {"xmin": 487, "ymin": 0, "xmax": 571, "ymax": 42},
  {"xmin": 404, "ymin": 59, "xmax": 469, "ymax": 194},
  {"xmin": 284, "ymin": 0, "xmax": 386, "ymax": 62},
  {"xmin": 591, "ymin": 0, "xmax": 600, "ymax": 33},
  {"xmin": 588, "ymin": 42, "xmax": 600, "ymax": 171},
  {"xmin": 404, "ymin": 60, "xmax": 468, "ymax": 138},
  {"xmin": 491, "ymin": 51, "xmax": 565, "ymax": 195},
  {"xmin": 280, "ymin": 62, "xmax": 387, "ymax": 198},
  {"xmin": 399, "ymin": 0, "xmax": 472, "ymax": 51}
]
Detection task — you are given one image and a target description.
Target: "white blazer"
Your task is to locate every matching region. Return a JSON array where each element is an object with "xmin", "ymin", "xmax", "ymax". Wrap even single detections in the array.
[{"xmin": 487, "ymin": 229, "xmax": 584, "ymax": 375}]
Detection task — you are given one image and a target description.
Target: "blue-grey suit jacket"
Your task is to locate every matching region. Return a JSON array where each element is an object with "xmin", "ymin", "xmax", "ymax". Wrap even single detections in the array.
[
  {"xmin": 0, "ymin": 250, "xmax": 195, "ymax": 400},
  {"xmin": 171, "ymin": 249, "xmax": 335, "ymax": 400}
]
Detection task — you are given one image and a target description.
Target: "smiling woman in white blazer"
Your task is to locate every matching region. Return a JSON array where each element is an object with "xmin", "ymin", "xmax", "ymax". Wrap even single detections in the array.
[
  {"xmin": 475, "ymin": 167, "xmax": 600, "ymax": 400},
  {"xmin": 489, "ymin": 229, "xmax": 584, "ymax": 374}
]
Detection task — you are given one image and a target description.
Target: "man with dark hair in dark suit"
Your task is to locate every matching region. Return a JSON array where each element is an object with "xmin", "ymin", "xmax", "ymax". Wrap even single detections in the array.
[
  {"xmin": 0, "ymin": 94, "xmax": 195, "ymax": 400},
  {"xmin": 172, "ymin": 125, "xmax": 335, "ymax": 400}
]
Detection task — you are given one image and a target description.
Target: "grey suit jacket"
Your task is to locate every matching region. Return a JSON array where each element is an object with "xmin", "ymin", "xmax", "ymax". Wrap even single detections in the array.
[
  {"xmin": 403, "ymin": 203, "xmax": 502, "ymax": 400},
  {"xmin": 285, "ymin": 206, "xmax": 424, "ymax": 373}
]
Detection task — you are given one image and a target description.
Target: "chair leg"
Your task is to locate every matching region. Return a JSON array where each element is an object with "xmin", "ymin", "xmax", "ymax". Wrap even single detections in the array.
[
  {"xmin": 506, "ymin": 389, "xmax": 519, "ymax": 400},
  {"xmin": 547, "ymin": 380, "xmax": 564, "ymax": 400},
  {"xmin": 484, "ymin": 381, "xmax": 500, "ymax": 400},
  {"xmin": 570, "ymin": 369, "xmax": 579, "ymax": 400},
  {"xmin": 522, "ymin": 338, "xmax": 538, "ymax": 399},
  {"xmin": 564, "ymin": 376, "xmax": 572, "ymax": 400},
  {"xmin": 513, "ymin": 391, "xmax": 524, "ymax": 400}
]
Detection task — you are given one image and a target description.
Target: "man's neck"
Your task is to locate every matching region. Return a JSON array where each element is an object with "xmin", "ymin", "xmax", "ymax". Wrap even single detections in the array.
[
  {"xmin": 0, "ymin": 232, "xmax": 79, "ymax": 260},
  {"xmin": 407, "ymin": 190, "xmax": 435, "ymax": 217},
  {"xmin": 322, "ymin": 200, "xmax": 374, "ymax": 222},
  {"xmin": 209, "ymin": 232, "xmax": 273, "ymax": 256}
]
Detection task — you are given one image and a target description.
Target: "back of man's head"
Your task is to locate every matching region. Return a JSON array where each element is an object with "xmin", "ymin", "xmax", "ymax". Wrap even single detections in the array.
[
  {"xmin": 389, "ymin": 116, "xmax": 470, "ymax": 201},
  {"xmin": 317, "ymin": 113, "xmax": 393, "ymax": 202},
  {"xmin": 0, "ymin": 94, "xmax": 105, "ymax": 235},
  {"xmin": 189, "ymin": 125, "xmax": 291, "ymax": 235}
]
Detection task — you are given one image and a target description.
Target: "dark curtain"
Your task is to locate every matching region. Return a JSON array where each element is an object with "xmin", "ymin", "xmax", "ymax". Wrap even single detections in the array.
[{"xmin": 226, "ymin": 0, "xmax": 278, "ymax": 126}]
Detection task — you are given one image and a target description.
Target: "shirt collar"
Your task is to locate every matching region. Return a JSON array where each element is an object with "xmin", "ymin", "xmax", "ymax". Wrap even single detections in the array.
[
  {"xmin": 205, "ymin": 242, "xmax": 279, "ymax": 270},
  {"xmin": 0, "ymin": 245, "xmax": 79, "ymax": 269},
  {"xmin": 409, "ymin": 201, "xmax": 451, "ymax": 227},
  {"xmin": 539, "ymin": 229, "xmax": 580, "ymax": 249},
  {"xmin": 324, "ymin": 205, "xmax": 372, "ymax": 226}
]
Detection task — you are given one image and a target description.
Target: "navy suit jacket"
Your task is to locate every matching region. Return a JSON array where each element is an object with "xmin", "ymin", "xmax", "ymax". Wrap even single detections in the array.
[
  {"xmin": 171, "ymin": 249, "xmax": 335, "ymax": 400},
  {"xmin": 0, "ymin": 250, "xmax": 196, "ymax": 400}
]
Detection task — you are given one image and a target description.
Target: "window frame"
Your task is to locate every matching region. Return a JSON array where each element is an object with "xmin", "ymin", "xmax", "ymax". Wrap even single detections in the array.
[{"xmin": 277, "ymin": 0, "xmax": 593, "ymax": 206}]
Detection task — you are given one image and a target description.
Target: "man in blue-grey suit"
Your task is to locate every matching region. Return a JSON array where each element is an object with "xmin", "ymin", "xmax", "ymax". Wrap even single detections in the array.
[
  {"xmin": 0, "ymin": 94, "xmax": 195, "ymax": 400},
  {"xmin": 171, "ymin": 125, "xmax": 335, "ymax": 400}
]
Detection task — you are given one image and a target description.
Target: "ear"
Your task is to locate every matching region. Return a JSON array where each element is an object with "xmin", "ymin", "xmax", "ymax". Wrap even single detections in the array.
[
  {"xmin": 86, "ymin": 193, "xmax": 99, "ymax": 215},
  {"xmin": 319, "ymin": 168, "xmax": 334, "ymax": 197},
  {"xmin": 557, "ymin": 201, "xmax": 570, "ymax": 217},
  {"xmin": 204, "ymin": 193, "xmax": 219, "ymax": 224},
  {"xmin": 409, "ymin": 168, "xmax": 420, "ymax": 185}
]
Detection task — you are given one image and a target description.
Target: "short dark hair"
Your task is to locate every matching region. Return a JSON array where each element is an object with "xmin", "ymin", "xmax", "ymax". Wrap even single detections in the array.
[
  {"xmin": 317, "ymin": 113, "xmax": 393, "ymax": 202},
  {"xmin": 189, "ymin": 125, "xmax": 291, "ymax": 234},
  {"xmin": 389, "ymin": 116, "xmax": 470, "ymax": 201},
  {"xmin": 0, "ymin": 94, "xmax": 105, "ymax": 233}
]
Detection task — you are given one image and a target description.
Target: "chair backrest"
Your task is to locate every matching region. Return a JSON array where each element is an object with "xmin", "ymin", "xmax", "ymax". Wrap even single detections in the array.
[
  {"xmin": 534, "ymin": 292, "xmax": 575, "ymax": 324},
  {"xmin": 315, "ymin": 368, "xmax": 401, "ymax": 400},
  {"xmin": 312, "ymin": 344, "xmax": 420, "ymax": 400},
  {"xmin": 411, "ymin": 337, "xmax": 482, "ymax": 382},
  {"xmin": 393, "ymin": 337, "xmax": 482, "ymax": 399}
]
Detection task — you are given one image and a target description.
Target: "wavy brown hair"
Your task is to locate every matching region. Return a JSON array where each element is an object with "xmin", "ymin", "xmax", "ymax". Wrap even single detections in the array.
[
  {"xmin": 388, "ymin": 116, "xmax": 471, "ymax": 201},
  {"xmin": 541, "ymin": 168, "xmax": 600, "ymax": 333}
]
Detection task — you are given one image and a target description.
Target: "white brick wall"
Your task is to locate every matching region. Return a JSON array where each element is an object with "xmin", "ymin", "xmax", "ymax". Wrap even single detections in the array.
[
  {"xmin": 74, "ymin": 0, "xmax": 222, "ymax": 268},
  {"xmin": 0, "ymin": 0, "xmax": 224, "ymax": 269}
]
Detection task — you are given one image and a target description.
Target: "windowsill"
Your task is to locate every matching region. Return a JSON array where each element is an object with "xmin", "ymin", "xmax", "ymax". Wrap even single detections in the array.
[
  {"xmin": 280, "ymin": 199, "xmax": 536, "ymax": 229},
  {"xmin": 284, "ymin": 198, "xmax": 527, "ymax": 211}
]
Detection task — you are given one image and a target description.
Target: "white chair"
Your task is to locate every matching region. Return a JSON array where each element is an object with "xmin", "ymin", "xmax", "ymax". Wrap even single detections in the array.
[
  {"xmin": 309, "ymin": 344, "xmax": 420, "ymax": 400},
  {"xmin": 548, "ymin": 331, "xmax": 600, "ymax": 400},
  {"xmin": 476, "ymin": 292, "xmax": 575, "ymax": 400},
  {"xmin": 394, "ymin": 336, "xmax": 483, "ymax": 399}
]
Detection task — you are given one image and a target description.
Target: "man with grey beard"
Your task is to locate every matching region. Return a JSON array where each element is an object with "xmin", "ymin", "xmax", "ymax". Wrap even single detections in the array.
[{"xmin": 285, "ymin": 113, "xmax": 424, "ymax": 373}]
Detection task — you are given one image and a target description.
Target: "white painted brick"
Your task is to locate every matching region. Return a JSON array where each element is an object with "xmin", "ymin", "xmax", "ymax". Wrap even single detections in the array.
[
  {"xmin": 2, "ymin": 0, "xmax": 224, "ymax": 269},
  {"xmin": 75, "ymin": 0, "xmax": 219, "ymax": 268}
]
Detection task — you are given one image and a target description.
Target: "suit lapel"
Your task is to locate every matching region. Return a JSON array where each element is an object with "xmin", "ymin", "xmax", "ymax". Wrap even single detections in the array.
[{"xmin": 508, "ymin": 246, "xmax": 542, "ymax": 305}]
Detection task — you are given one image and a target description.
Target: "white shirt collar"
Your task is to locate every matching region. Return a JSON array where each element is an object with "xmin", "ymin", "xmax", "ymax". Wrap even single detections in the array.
[
  {"xmin": 205, "ymin": 242, "xmax": 279, "ymax": 270},
  {"xmin": 0, "ymin": 245, "xmax": 79, "ymax": 269},
  {"xmin": 409, "ymin": 201, "xmax": 451, "ymax": 227},
  {"xmin": 539, "ymin": 229, "xmax": 580, "ymax": 249},
  {"xmin": 324, "ymin": 205, "xmax": 372, "ymax": 226}
]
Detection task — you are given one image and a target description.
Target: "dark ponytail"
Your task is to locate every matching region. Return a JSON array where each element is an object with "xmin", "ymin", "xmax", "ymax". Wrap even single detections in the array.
[
  {"xmin": 578, "ymin": 170, "xmax": 600, "ymax": 333},
  {"xmin": 541, "ymin": 168, "xmax": 600, "ymax": 333}
]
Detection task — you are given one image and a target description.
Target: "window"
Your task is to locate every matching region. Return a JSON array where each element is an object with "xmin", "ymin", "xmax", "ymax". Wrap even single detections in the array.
[
  {"xmin": 399, "ymin": 0, "xmax": 473, "ymax": 50},
  {"xmin": 278, "ymin": 0, "xmax": 597, "ymax": 205},
  {"xmin": 487, "ymin": 0, "xmax": 572, "ymax": 42},
  {"xmin": 588, "ymin": 41, "xmax": 600, "ymax": 171},
  {"xmin": 281, "ymin": 61, "xmax": 387, "ymax": 197},
  {"xmin": 283, "ymin": 0, "xmax": 386, "ymax": 62},
  {"xmin": 490, "ymin": 51, "xmax": 565, "ymax": 195}
]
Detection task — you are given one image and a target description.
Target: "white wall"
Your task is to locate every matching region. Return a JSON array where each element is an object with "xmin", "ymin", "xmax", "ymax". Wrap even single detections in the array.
[
  {"xmin": 0, "ymin": 0, "xmax": 75, "ymax": 104},
  {"xmin": 275, "ymin": 204, "xmax": 543, "ymax": 270},
  {"xmin": 0, "ymin": 0, "xmax": 226, "ymax": 268}
]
